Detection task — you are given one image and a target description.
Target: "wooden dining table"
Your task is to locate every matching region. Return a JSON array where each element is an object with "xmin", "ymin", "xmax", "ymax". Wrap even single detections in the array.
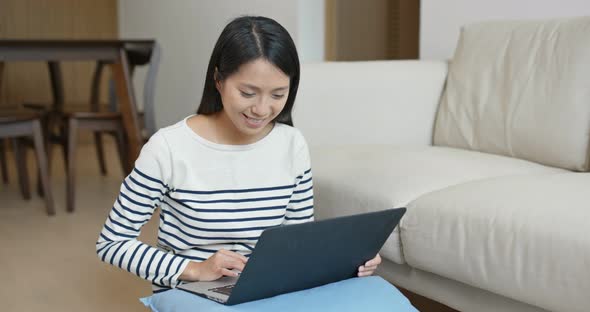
[{"xmin": 0, "ymin": 39, "xmax": 154, "ymax": 171}]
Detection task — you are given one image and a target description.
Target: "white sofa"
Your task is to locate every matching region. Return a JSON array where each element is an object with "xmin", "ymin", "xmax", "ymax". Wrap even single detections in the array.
[{"xmin": 293, "ymin": 17, "xmax": 590, "ymax": 312}]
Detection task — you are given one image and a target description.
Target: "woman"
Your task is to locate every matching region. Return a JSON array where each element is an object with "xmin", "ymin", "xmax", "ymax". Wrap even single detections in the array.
[{"xmin": 96, "ymin": 15, "xmax": 381, "ymax": 293}]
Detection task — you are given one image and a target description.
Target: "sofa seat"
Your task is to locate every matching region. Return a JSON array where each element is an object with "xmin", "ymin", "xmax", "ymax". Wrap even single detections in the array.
[
  {"xmin": 401, "ymin": 173, "xmax": 590, "ymax": 312},
  {"xmin": 311, "ymin": 145, "xmax": 566, "ymax": 264}
]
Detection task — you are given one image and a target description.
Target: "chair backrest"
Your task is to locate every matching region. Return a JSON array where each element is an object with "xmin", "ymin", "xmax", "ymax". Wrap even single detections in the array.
[
  {"xmin": 107, "ymin": 41, "xmax": 161, "ymax": 138},
  {"xmin": 141, "ymin": 42, "xmax": 160, "ymax": 137},
  {"xmin": 433, "ymin": 16, "xmax": 590, "ymax": 172}
]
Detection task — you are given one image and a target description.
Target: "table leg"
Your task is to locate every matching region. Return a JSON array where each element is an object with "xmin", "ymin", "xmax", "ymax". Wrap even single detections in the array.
[
  {"xmin": 0, "ymin": 61, "xmax": 4, "ymax": 101},
  {"xmin": 47, "ymin": 61, "xmax": 65, "ymax": 113},
  {"xmin": 111, "ymin": 48, "xmax": 142, "ymax": 174}
]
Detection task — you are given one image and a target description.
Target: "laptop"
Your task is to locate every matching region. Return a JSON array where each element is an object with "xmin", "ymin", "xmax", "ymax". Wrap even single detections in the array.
[{"xmin": 177, "ymin": 208, "xmax": 406, "ymax": 305}]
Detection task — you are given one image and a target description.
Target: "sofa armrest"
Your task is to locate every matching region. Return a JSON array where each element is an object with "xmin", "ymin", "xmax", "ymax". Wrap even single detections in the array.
[{"xmin": 294, "ymin": 60, "xmax": 448, "ymax": 147}]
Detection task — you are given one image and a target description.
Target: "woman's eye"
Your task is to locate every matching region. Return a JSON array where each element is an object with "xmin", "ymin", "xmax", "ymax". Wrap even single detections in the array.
[
  {"xmin": 272, "ymin": 94, "xmax": 285, "ymax": 99},
  {"xmin": 240, "ymin": 91, "xmax": 255, "ymax": 98}
]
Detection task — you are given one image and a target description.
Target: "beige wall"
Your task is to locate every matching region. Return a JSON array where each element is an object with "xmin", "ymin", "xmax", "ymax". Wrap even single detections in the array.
[
  {"xmin": 0, "ymin": 0, "xmax": 118, "ymax": 108},
  {"xmin": 118, "ymin": 0, "xmax": 324, "ymax": 128}
]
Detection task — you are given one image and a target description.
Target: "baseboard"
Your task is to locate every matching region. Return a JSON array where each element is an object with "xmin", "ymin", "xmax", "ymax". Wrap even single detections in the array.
[{"xmin": 396, "ymin": 286, "xmax": 458, "ymax": 312}]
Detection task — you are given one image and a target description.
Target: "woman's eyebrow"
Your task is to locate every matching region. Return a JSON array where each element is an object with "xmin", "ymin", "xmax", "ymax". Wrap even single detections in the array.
[{"xmin": 240, "ymin": 83, "xmax": 289, "ymax": 92}]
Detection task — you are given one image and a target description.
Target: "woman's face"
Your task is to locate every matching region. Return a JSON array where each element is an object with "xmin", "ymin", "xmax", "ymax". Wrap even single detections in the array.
[{"xmin": 216, "ymin": 58, "xmax": 290, "ymax": 140}]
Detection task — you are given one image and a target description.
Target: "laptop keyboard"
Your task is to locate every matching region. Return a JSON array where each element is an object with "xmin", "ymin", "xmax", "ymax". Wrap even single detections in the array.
[{"xmin": 208, "ymin": 284, "xmax": 235, "ymax": 296}]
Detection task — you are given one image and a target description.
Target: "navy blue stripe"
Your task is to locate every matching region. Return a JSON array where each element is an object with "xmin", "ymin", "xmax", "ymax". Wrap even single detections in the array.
[
  {"xmin": 176, "ymin": 194, "xmax": 291, "ymax": 204},
  {"xmin": 100, "ymin": 242, "xmax": 119, "ymax": 262},
  {"xmin": 163, "ymin": 201, "xmax": 285, "ymax": 223},
  {"xmin": 157, "ymin": 236, "xmax": 185, "ymax": 253},
  {"xmin": 153, "ymin": 287, "xmax": 170, "ymax": 294},
  {"xmin": 160, "ymin": 225, "xmax": 261, "ymax": 243},
  {"xmin": 285, "ymin": 214, "xmax": 314, "ymax": 221},
  {"xmin": 170, "ymin": 258, "xmax": 185, "ymax": 285},
  {"xmin": 165, "ymin": 196, "xmax": 286, "ymax": 213},
  {"xmin": 96, "ymin": 240, "xmax": 114, "ymax": 255},
  {"xmin": 152, "ymin": 254, "xmax": 166, "ymax": 283},
  {"xmin": 123, "ymin": 180, "xmax": 161, "ymax": 202},
  {"xmin": 174, "ymin": 184, "xmax": 295, "ymax": 195},
  {"xmin": 159, "ymin": 257, "xmax": 176, "ymax": 286},
  {"xmin": 136, "ymin": 246, "xmax": 150, "ymax": 276},
  {"xmin": 293, "ymin": 185, "xmax": 313, "ymax": 194},
  {"xmin": 128, "ymin": 175, "xmax": 166, "ymax": 196},
  {"xmin": 163, "ymin": 208, "xmax": 278, "ymax": 233},
  {"xmin": 120, "ymin": 192, "xmax": 153, "ymax": 208},
  {"xmin": 287, "ymin": 205, "xmax": 314, "ymax": 213},
  {"xmin": 108, "ymin": 216, "xmax": 140, "ymax": 233},
  {"xmin": 288, "ymin": 195, "xmax": 313, "ymax": 204},
  {"xmin": 112, "ymin": 206, "xmax": 149, "ymax": 224},
  {"xmin": 103, "ymin": 223, "xmax": 136, "ymax": 239},
  {"xmin": 151, "ymin": 280, "xmax": 168, "ymax": 288},
  {"xmin": 109, "ymin": 242, "xmax": 126, "ymax": 265},
  {"xmin": 117, "ymin": 198, "xmax": 153, "ymax": 216},
  {"xmin": 236, "ymin": 243, "xmax": 254, "ymax": 251},
  {"xmin": 118, "ymin": 249, "xmax": 129, "ymax": 268},
  {"xmin": 99, "ymin": 233, "xmax": 113, "ymax": 242},
  {"xmin": 178, "ymin": 254, "xmax": 207, "ymax": 261},
  {"xmin": 144, "ymin": 251, "xmax": 158, "ymax": 279},
  {"xmin": 134, "ymin": 168, "xmax": 168, "ymax": 189},
  {"xmin": 191, "ymin": 245, "xmax": 220, "ymax": 253},
  {"xmin": 296, "ymin": 169, "xmax": 312, "ymax": 179},
  {"xmin": 299, "ymin": 177, "xmax": 312, "ymax": 184},
  {"xmin": 126, "ymin": 244, "xmax": 142, "ymax": 272}
]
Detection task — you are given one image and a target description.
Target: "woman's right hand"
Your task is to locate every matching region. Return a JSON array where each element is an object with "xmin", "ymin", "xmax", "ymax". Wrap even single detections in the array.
[{"xmin": 180, "ymin": 249, "xmax": 248, "ymax": 282}]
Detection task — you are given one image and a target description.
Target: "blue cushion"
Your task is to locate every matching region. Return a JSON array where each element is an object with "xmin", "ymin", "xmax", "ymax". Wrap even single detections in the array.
[{"xmin": 140, "ymin": 276, "xmax": 418, "ymax": 312}]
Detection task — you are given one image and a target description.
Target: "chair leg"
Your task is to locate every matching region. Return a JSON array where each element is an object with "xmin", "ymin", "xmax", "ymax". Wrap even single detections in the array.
[
  {"xmin": 94, "ymin": 132, "xmax": 107, "ymax": 176},
  {"xmin": 37, "ymin": 115, "xmax": 52, "ymax": 197},
  {"xmin": 67, "ymin": 118, "xmax": 78, "ymax": 213},
  {"xmin": 32, "ymin": 120, "xmax": 55, "ymax": 216},
  {"xmin": 114, "ymin": 128, "xmax": 129, "ymax": 175},
  {"xmin": 12, "ymin": 138, "xmax": 31, "ymax": 200},
  {"xmin": 0, "ymin": 139, "xmax": 8, "ymax": 184},
  {"xmin": 60, "ymin": 121, "xmax": 68, "ymax": 165}
]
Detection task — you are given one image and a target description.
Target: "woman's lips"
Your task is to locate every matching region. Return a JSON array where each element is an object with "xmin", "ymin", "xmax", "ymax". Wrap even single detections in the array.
[{"xmin": 243, "ymin": 114, "xmax": 265, "ymax": 128}]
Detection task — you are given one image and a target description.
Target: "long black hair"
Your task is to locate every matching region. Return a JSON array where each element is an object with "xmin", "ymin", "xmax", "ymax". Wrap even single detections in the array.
[{"xmin": 197, "ymin": 16, "xmax": 300, "ymax": 126}]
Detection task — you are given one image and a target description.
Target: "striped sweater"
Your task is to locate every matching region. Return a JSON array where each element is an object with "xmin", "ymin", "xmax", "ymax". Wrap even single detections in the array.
[{"xmin": 95, "ymin": 117, "xmax": 314, "ymax": 292}]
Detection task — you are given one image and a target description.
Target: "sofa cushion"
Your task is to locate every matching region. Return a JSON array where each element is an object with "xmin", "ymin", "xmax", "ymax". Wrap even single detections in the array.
[
  {"xmin": 311, "ymin": 145, "xmax": 565, "ymax": 264},
  {"xmin": 295, "ymin": 61, "xmax": 448, "ymax": 147},
  {"xmin": 434, "ymin": 16, "xmax": 590, "ymax": 171},
  {"xmin": 401, "ymin": 173, "xmax": 590, "ymax": 312}
]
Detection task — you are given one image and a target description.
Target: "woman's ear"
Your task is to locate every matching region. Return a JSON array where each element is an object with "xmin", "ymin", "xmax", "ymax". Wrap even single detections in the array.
[{"xmin": 214, "ymin": 67, "xmax": 222, "ymax": 92}]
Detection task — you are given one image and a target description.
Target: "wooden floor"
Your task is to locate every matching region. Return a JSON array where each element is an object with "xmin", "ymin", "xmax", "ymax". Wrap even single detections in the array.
[{"xmin": 0, "ymin": 139, "xmax": 154, "ymax": 311}]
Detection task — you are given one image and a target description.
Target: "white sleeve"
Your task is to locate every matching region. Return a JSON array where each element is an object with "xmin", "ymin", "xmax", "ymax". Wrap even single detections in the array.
[
  {"xmin": 95, "ymin": 132, "xmax": 189, "ymax": 288},
  {"xmin": 284, "ymin": 135, "xmax": 314, "ymax": 225}
]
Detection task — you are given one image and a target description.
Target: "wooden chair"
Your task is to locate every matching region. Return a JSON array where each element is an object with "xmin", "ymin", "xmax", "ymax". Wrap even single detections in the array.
[
  {"xmin": 0, "ymin": 111, "xmax": 55, "ymax": 215},
  {"xmin": 65, "ymin": 42, "xmax": 161, "ymax": 212},
  {"xmin": 0, "ymin": 139, "xmax": 8, "ymax": 184},
  {"xmin": 19, "ymin": 42, "xmax": 160, "ymax": 212}
]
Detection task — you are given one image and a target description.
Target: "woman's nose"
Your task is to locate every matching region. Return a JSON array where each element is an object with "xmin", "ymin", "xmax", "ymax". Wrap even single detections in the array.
[{"xmin": 251, "ymin": 98, "xmax": 271, "ymax": 116}]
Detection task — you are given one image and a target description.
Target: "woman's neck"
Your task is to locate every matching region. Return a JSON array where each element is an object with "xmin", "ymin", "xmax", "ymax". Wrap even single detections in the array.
[{"xmin": 189, "ymin": 113, "xmax": 274, "ymax": 145}]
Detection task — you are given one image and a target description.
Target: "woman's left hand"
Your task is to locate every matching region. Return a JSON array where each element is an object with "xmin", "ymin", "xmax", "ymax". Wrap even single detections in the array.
[{"xmin": 357, "ymin": 254, "xmax": 381, "ymax": 277}]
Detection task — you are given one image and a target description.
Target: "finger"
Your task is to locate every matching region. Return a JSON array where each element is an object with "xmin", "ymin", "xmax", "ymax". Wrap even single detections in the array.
[
  {"xmin": 221, "ymin": 268, "xmax": 240, "ymax": 277},
  {"xmin": 357, "ymin": 270, "xmax": 374, "ymax": 277},
  {"xmin": 224, "ymin": 259, "xmax": 246, "ymax": 272},
  {"xmin": 365, "ymin": 254, "xmax": 382, "ymax": 267},
  {"xmin": 359, "ymin": 265, "xmax": 378, "ymax": 272},
  {"xmin": 220, "ymin": 249, "xmax": 249, "ymax": 263}
]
